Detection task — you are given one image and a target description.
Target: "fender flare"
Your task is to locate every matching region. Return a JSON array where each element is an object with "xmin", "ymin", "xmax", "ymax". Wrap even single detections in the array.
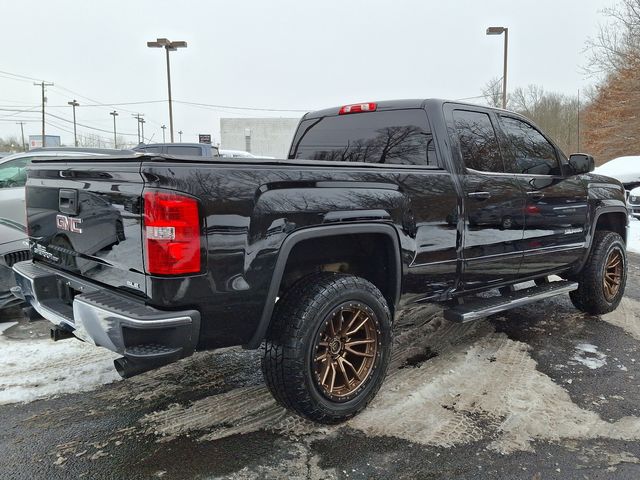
[
  {"xmin": 245, "ymin": 223, "xmax": 402, "ymax": 349},
  {"xmin": 574, "ymin": 206, "xmax": 629, "ymax": 273},
  {"xmin": 588, "ymin": 206, "xmax": 629, "ymax": 247}
]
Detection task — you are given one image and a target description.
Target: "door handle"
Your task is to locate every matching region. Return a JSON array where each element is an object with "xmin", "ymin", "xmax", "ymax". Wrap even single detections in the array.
[
  {"xmin": 526, "ymin": 191, "xmax": 545, "ymax": 200},
  {"xmin": 468, "ymin": 191, "xmax": 491, "ymax": 200}
]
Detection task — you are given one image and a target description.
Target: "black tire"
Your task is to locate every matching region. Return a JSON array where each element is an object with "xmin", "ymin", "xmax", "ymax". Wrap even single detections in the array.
[
  {"xmin": 262, "ymin": 272, "xmax": 392, "ymax": 424},
  {"xmin": 501, "ymin": 215, "xmax": 513, "ymax": 230},
  {"xmin": 570, "ymin": 231, "xmax": 627, "ymax": 314}
]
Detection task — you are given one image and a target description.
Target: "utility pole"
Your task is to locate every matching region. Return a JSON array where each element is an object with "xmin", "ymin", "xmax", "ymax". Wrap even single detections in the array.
[
  {"xmin": 33, "ymin": 81, "xmax": 54, "ymax": 145},
  {"xmin": 110, "ymin": 111, "xmax": 119, "ymax": 148},
  {"xmin": 147, "ymin": 38, "xmax": 188, "ymax": 142},
  {"xmin": 178, "ymin": 130, "xmax": 183, "ymax": 142},
  {"xmin": 161, "ymin": 124, "xmax": 166, "ymax": 142},
  {"xmin": 132, "ymin": 113, "xmax": 144, "ymax": 144},
  {"xmin": 140, "ymin": 118, "xmax": 146, "ymax": 143},
  {"xmin": 67, "ymin": 99, "xmax": 80, "ymax": 147},
  {"xmin": 577, "ymin": 89, "xmax": 581, "ymax": 152},
  {"xmin": 16, "ymin": 122, "xmax": 26, "ymax": 151}
]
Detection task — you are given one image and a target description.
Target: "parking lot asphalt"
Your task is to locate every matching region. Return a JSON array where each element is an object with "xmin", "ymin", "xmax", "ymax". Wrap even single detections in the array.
[{"xmin": 1, "ymin": 254, "xmax": 640, "ymax": 480}]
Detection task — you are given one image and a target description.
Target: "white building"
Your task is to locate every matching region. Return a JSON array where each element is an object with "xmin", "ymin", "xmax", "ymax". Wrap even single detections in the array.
[{"xmin": 220, "ymin": 118, "xmax": 300, "ymax": 159}]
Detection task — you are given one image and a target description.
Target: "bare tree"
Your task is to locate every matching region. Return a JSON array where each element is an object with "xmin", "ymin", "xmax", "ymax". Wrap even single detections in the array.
[
  {"xmin": 584, "ymin": 0, "xmax": 640, "ymax": 75},
  {"xmin": 482, "ymin": 77, "xmax": 505, "ymax": 108}
]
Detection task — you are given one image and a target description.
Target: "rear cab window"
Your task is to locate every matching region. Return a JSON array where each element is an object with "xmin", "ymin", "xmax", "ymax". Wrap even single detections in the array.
[
  {"xmin": 452, "ymin": 109, "xmax": 505, "ymax": 173},
  {"xmin": 289, "ymin": 109, "xmax": 439, "ymax": 167}
]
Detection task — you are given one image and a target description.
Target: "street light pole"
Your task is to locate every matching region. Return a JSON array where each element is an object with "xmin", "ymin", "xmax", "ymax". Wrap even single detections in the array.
[
  {"xmin": 147, "ymin": 38, "xmax": 187, "ymax": 143},
  {"xmin": 110, "ymin": 111, "xmax": 119, "ymax": 148},
  {"xmin": 178, "ymin": 130, "xmax": 183, "ymax": 142},
  {"xmin": 68, "ymin": 99, "xmax": 80, "ymax": 147},
  {"xmin": 161, "ymin": 125, "xmax": 166, "ymax": 142},
  {"xmin": 486, "ymin": 26, "xmax": 509, "ymax": 109}
]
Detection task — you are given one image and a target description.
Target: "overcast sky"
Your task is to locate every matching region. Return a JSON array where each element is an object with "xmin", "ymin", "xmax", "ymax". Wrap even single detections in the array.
[{"xmin": 0, "ymin": 0, "xmax": 615, "ymax": 147}]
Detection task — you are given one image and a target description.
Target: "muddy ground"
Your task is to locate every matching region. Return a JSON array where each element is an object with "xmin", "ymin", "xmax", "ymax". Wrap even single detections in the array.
[{"xmin": 1, "ymin": 254, "xmax": 640, "ymax": 479}]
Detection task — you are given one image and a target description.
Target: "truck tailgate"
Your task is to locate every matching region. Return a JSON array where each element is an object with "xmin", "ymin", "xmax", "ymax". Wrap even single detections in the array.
[{"xmin": 26, "ymin": 159, "xmax": 146, "ymax": 295}]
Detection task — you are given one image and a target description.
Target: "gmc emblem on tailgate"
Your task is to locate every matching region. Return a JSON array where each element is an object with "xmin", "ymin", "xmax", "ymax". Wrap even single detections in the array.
[{"xmin": 56, "ymin": 214, "xmax": 83, "ymax": 233}]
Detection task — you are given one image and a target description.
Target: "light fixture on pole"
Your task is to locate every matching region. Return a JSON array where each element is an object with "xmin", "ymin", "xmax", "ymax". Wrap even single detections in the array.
[
  {"xmin": 161, "ymin": 124, "xmax": 166, "ymax": 142},
  {"xmin": 178, "ymin": 130, "xmax": 183, "ymax": 142},
  {"xmin": 147, "ymin": 37, "xmax": 188, "ymax": 143},
  {"xmin": 110, "ymin": 111, "xmax": 119, "ymax": 148},
  {"xmin": 486, "ymin": 26, "xmax": 509, "ymax": 109},
  {"xmin": 68, "ymin": 99, "xmax": 80, "ymax": 147}
]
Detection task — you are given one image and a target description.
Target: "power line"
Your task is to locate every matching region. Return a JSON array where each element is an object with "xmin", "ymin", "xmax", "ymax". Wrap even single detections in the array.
[
  {"xmin": 0, "ymin": 69, "xmax": 51, "ymax": 83},
  {"xmin": 46, "ymin": 111, "xmax": 138, "ymax": 136},
  {"xmin": 174, "ymin": 99, "xmax": 309, "ymax": 112}
]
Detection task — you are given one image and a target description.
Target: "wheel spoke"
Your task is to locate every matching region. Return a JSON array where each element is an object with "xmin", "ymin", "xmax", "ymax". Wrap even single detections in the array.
[
  {"xmin": 337, "ymin": 357, "xmax": 351, "ymax": 387},
  {"xmin": 320, "ymin": 358, "xmax": 331, "ymax": 385},
  {"xmin": 345, "ymin": 315, "xmax": 370, "ymax": 336},
  {"xmin": 314, "ymin": 353, "xmax": 328, "ymax": 363},
  {"xmin": 329, "ymin": 362, "xmax": 337, "ymax": 393},
  {"xmin": 345, "ymin": 339, "xmax": 376, "ymax": 347},
  {"xmin": 345, "ymin": 345, "xmax": 374, "ymax": 358},
  {"xmin": 342, "ymin": 310, "xmax": 361, "ymax": 335},
  {"xmin": 341, "ymin": 356, "xmax": 361, "ymax": 381}
]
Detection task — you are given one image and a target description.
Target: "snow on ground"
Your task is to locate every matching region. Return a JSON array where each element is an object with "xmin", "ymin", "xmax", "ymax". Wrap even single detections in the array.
[
  {"xmin": 140, "ymin": 317, "xmax": 640, "ymax": 454},
  {"xmin": 571, "ymin": 343, "xmax": 607, "ymax": 370},
  {"xmin": 628, "ymin": 217, "xmax": 640, "ymax": 254},
  {"xmin": 0, "ymin": 325, "xmax": 121, "ymax": 405}
]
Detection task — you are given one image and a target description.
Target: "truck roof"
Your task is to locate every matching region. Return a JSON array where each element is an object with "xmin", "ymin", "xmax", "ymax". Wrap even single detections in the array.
[{"xmin": 303, "ymin": 98, "xmax": 510, "ymax": 120}]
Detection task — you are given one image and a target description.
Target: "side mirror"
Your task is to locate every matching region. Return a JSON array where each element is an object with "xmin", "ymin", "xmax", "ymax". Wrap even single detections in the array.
[{"xmin": 567, "ymin": 153, "xmax": 595, "ymax": 175}]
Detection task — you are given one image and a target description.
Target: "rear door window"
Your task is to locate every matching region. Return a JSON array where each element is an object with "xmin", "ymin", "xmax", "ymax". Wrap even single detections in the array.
[
  {"xmin": 290, "ymin": 109, "xmax": 438, "ymax": 166},
  {"xmin": 452, "ymin": 110, "xmax": 505, "ymax": 173}
]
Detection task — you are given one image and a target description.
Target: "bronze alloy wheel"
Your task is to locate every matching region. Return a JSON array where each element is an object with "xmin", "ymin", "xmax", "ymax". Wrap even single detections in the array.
[
  {"xmin": 603, "ymin": 247, "xmax": 623, "ymax": 301},
  {"xmin": 313, "ymin": 303, "xmax": 379, "ymax": 401}
]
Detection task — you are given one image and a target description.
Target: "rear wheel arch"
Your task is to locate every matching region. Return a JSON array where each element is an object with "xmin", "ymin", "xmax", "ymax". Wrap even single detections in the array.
[{"xmin": 245, "ymin": 223, "xmax": 402, "ymax": 349}]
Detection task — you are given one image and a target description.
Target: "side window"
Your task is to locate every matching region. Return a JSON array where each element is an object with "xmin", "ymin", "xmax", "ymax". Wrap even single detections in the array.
[
  {"xmin": 165, "ymin": 146, "xmax": 202, "ymax": 156},
  {"xmin": 500, "ymin": 116, "xmax": 561, "ymax": 175},
  {"xmin": 290, "ymin": 109, "xmax": 438, "ymax": 167},
  {"xmin": 452, "ymin": 110, "xmax": 504, "ymax": 173},
  {"xmin": 143, "ymin": 146, "xmax": 163, "ymax": 154},
  {"xmin": 0, "ymin": 157, "xmax": 29, "ymax": 189}
]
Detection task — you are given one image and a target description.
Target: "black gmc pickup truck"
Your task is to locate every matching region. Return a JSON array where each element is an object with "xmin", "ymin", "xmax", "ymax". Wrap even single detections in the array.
[{"xmin": 12, "ymin": 99, "xmax": 628, "ymax": 423}]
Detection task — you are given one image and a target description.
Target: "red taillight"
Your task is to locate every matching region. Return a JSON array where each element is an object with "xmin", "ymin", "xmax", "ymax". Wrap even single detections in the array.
[
  {"xmin": 143, "ymin": 190, "xmax": 201, "ymax": 275},
  {"xmin": 338, "ymin": 103, "xmax": 377, "ymax": 115},
  {"xmin": 525, "ymin": 205, "xmax": 541, "ymax": 215}
]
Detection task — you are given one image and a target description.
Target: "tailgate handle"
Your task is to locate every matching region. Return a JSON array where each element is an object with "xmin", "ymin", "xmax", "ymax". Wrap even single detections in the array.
[{"xmin": 59, "ymin": 189, "xmax": 79, "ymax": 215}]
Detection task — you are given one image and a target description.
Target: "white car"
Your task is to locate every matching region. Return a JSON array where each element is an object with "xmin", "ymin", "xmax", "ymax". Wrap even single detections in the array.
[
  {"xmin": 594, "ymin": 155, "xmax": 640, "ymax": 191},
  {"xmin": 0, "ymin": 148, "xmax": 129, "ymax": 226},
  {"xmin": 628, "ymin": 186, "xmax": 640, "ymax": 219},
  {"xmin": 219, "ymin": 149, "xmax": 275, "ymax": 159}
]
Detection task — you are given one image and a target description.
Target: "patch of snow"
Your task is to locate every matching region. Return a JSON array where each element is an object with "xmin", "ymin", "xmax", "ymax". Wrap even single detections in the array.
[
  {"xmin": 0, "ymin": 326, "xmax": 121, "ymax": 405},
  {"xmin": 602, "ymin": 297, "xmax": 640, "ymax": 341},
  {"xmin": 0, "ymin": 322, "xmax": 18, "ymax": 335},
  {"xmin": 572, "ymin": 343, "xmax": 607, "ymax": 370},
  {"xmin": 628, "ymin": 217, "xmax": 640, "ymax": 254}
]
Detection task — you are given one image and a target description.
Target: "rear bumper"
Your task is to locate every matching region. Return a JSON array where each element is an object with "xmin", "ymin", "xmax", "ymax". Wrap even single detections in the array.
[{"xmin": 12, "ymin": 261, "xmax": 200, "ymax": 361}]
